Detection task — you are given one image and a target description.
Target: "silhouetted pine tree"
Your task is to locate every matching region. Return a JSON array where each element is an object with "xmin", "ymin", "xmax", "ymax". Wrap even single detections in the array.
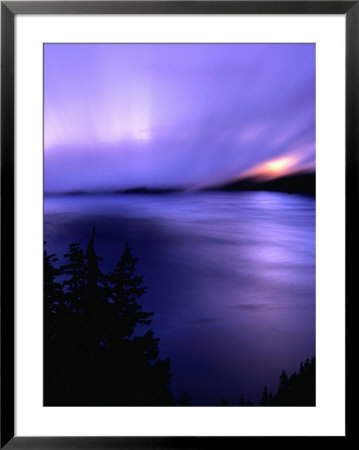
[
  {"xmin": 268, "ymin": 392, "xmax": 273, "ymax": 405},
  {"xmin": 44, "ymin": 229, "xmax": 174, "ymax": 406},
  {"xmin": 269, "ymin": 358, "xmax": 315, "ymax": 406},
  {"xmin": 62, "ymin": 243, "xmax": 86, "ymax": 313},
  {"xmin": 44, "ymin": 243, "xmax": 64, "ymax": 337},
  {"xmin": 237, "ymin": 393, "xmax": 254, "ymax": 406},
  {"xmin": 44, "ymin": 242, "xmax": 69, "ymax": 403},
  {"xmin": 102, "ymin": 241, "xmax": 172, "ymax": 405},
  {"xmin": 107, "ymin": 241, "xmax": 152, "ymax": 340},
  {"xmin": 260, "ymin": 386, "xmax": 269, "ymax": 406},
  {"xmin": 279, "ymin": 370, "xmax": 289, "ymax": 390},
  {"xmin": 85, "ymin": 227, "xmax": 108, "ymax": 320},
  {"xmin": 177, "ymin": 390, "xmax": 191, "ymax": 406},
  {"xmin": 83, "ymin": 227, "xmax": 111, "ymax": 353},
  {"xmin": 273, "ymin": 369, "xmax": 289, "ymax": 405}
]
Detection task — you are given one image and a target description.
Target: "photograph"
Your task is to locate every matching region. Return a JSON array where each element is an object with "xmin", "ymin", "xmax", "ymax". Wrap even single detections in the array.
[{"xmin": 43, "ymin": 43, "xmax": 316, "ymax": 407}]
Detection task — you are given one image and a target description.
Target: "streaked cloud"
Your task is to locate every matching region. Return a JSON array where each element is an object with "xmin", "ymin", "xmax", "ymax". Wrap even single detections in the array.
[{"xmin": 44, "ymin": 43, "xmax": 315, "ymax": 192}]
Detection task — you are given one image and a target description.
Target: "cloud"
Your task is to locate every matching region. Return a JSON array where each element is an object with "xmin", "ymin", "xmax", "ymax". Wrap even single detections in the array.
[{"xmin": 44, "ymin": 43, "xmax": 315, "ymax": 192}]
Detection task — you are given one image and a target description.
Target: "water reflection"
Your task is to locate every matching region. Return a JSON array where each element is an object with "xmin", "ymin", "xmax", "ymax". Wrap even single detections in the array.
[{"xmin": 45, "ymin": 191, "xmax": 315, "ymax": 405}]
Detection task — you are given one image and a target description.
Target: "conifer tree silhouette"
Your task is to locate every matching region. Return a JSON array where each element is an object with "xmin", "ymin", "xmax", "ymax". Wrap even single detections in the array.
[
  {"xmin": 44, "ymin": 229, "xmax": 174, "ymax": 406},
  {"xmin": 267, "ymin": 358, "xmax": 315, "ymax": 406},
  {"xmin": 44, "ymin": 241, "xmax": 67, "ymax": 372},
  {"xmin": 107, "ymin": 241, "xmax": 152, "ymax": 339},
  {"xmin": 85, "ymin": 226, "xmax": 105, "ymax": 320},
  {"xmin": 44, "ymin": 243, "xmax": 63, "ymax": 322},
  {"xmin": 177, "ymin": 390, "xmax": 191, "ymax": 406},
  {"xmin": 279, "ymin": 370, "xmax": 289, "ymax": 389},
  {"xmin": 62, "ymin": 243, "xmax": 86, "ymax": 313},
  {"xmin": 272, "ymin": 369, "xmax": 289, "ymax": 405},
  {"xmin": 44, "ymin": 242, "xmax": 68, "ymax": 403},
  {"xmin": 260, "ymin": 386, "xmax": 269, "ymax": 406}
]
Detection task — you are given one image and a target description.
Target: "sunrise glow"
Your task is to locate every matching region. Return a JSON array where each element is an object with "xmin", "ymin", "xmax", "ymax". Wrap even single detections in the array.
[
  {"xmin": 265, "ymin": 156, "xmax": 297, "ymax": 175},
  {"xmin": 44, "ymin": 44, "xmax": 315, "ymax": 192},
  {"xmin": 238, "ymin": 154, "xmax": 299, "ymax": 181}
]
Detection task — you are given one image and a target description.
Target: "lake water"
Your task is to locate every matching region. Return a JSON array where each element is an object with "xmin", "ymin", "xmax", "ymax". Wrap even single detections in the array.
[{"xmin": 44, "ymin": 191, "xmax": 315, "ymax": 406}]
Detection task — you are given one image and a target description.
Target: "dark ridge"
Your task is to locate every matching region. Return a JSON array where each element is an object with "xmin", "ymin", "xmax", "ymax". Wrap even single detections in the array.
[
  {"xmin": 119, "ymin": 187, "xmax": 181, "ymax": 194},
  {"xmin": 59, "ymin": 190, "xmax": 88, "ymax": 196},
  {"xmin": 44, "ymin": 173, "xmax": 315, "ymax": 197},
  {"xmin": 45, "ymin": 190, "xmax": 94, "ymax": 196},
  {"xmin": 45, "ymin": 187, "xmax": 183, "ymax": 196},
  {"xmin": 213, "ymin": 172, "xmax": 315, "ymax": 196}
]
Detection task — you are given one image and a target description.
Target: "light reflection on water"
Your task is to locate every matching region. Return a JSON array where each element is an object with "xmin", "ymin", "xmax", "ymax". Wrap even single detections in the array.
[{"xmin": 45, "ymin": 191, "xmax": 315, "ymax": 405}]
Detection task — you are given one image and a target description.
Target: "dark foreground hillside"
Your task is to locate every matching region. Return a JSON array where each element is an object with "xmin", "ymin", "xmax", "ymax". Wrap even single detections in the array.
[{"xmin": 216, "ymin": 172, "xmax": 315, "ymax": 196}]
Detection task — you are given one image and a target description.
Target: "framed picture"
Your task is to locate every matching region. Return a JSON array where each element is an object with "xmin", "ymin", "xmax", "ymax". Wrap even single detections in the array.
[{"xmin": 1, "ymin": 1, "xmax": 354, "ymax": 446}]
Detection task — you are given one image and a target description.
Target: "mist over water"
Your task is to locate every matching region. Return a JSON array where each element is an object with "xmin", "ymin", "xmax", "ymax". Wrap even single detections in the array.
[{"xmin": 44, "ymin": 191, "xmax": 315, "ymax": 405}]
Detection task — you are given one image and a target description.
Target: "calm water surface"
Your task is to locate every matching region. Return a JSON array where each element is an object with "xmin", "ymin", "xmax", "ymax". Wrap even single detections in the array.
[{"xmin": 44, "ymin": 191, "xmax": 315, "ymax": 405}]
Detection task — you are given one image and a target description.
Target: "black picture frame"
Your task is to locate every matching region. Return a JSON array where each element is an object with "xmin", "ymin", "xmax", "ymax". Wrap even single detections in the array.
[{"xmin": 1, "ymin": 1, "xmax": 355, "ymax": 447}]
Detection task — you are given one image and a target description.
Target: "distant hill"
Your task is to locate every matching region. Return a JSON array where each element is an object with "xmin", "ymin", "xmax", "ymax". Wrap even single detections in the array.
[
  {"xmin": 213, "ymin": 172, "xmax": 315, "ymax": 196},
  {"xmin": 45, "ymin": 187, "xmax": 181, "ymax": 196},
  {"xmin": 117, "ymin": 187, "xmax": 181, "ymax": 194},
  {"xmin": 45, "ymin": 172, "xmax": 315, "ymax": 197}
]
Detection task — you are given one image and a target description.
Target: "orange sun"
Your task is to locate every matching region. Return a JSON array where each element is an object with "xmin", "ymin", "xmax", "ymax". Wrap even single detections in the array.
[
  {"xmin": 265, "ymin": 157, "xmax": 295, "ymax": 175},
  {"xmin": 240, "ymin": 155, "xmax": 298, "ymax": 180}
]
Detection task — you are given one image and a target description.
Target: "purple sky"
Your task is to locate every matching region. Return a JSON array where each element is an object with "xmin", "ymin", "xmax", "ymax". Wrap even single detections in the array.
[{"xmin": 44, "ymin": 43, "xmax": 315, "ymax": 193}]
